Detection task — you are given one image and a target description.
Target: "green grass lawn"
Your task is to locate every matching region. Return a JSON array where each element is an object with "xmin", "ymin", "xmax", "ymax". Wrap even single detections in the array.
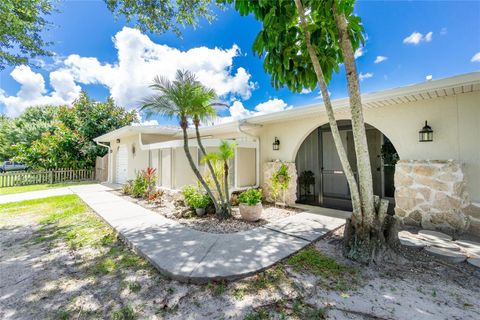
[{"xmin": 0, "ymin": 181, "xmax": 95, "ymax": 196}]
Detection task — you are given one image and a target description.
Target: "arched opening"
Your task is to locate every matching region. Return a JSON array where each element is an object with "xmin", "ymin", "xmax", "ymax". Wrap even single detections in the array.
[{"xmin": 295, "ymin": 120, "xmax": 399, "ymax": 212}]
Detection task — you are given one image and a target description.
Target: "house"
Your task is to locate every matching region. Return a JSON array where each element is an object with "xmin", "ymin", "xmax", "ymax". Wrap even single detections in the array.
[{"xmin": 94, "ymin": 72, "xmax": 480, "ymax": 234}]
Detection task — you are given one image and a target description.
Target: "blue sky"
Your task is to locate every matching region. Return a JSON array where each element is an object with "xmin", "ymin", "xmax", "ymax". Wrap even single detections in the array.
[{"xmin": 0, "ymin": 0, "xmax": 479, "ymax": 121}]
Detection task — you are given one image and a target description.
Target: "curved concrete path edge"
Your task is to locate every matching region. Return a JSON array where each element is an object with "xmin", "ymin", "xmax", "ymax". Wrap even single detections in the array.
[{"xmin": 0, "ymin": 184, "xmax": 347, "ymax": 283}]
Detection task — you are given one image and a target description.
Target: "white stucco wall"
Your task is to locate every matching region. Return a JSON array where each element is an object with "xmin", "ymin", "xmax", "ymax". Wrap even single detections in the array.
[{"xmin": 257, "ymin": 91, "xmax": 480, "ymax": 202}]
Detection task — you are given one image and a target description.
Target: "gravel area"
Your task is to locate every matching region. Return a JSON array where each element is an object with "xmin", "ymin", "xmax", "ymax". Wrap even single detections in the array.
[{"xmin": 112, "ymin": 190, "xmax": 301, "ymax": 234}]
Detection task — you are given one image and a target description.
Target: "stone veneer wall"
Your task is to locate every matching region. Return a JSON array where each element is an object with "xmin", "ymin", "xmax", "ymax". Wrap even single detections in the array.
[
  {"xmin": 394, "ymin": 160, "xmax": 471, "ymax": 234},
  {"xmin": 263, "ymin": 161, "xmax": 297, "ymax": 205}
]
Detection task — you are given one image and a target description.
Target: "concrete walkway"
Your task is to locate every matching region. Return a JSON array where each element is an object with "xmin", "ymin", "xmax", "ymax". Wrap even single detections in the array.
[
  {"xmin": 0, "ymin": 187, "xmax": 73, "ymax": 204},
  {"xmin": 0, "ymin": 184, "xmax": 346, "ymax": 283}
]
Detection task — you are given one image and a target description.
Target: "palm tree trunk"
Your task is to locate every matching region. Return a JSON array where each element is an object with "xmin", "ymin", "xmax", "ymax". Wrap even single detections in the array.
[
  {"xmin": 180, "ymin": 120, "xmax": 221, "ymax": 214},
  {"xmin": 294, "ymin": 0, "xmax": 362, "ymax": 219},
  {"xmin": 332, "ymin": 2, "xmax": 399, "ymax": 263},
  {"xmin": 193, "ymin": 120, "xmax": 226, "ymax": 208},
  {"xmin": 332, "ymin": 4, "xmax": 375, "ymax": 225},
  {"xmin": 224, "ymin": 162, "xmax": 232, "ymax": 215}
]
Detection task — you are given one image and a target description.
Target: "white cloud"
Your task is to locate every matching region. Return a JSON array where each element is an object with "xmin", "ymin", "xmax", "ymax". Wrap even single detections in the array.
[
  {"xmin": 471, "ymin": 52, "xmax": 480, "ymax": 63},
  {"xmin": 217, "ymin": 98, "xmax": 291, "ymax": 124},
  {"xmin": 0, "ymin": 66, "xmax": 81, "ymax": 117},
  {"xmin": 254, "ymin": 98, "xmax": 288, "ymax": 114},
  {"xmin": 300, "ymin": 88, "xmax": 312, "ymax": 94},
  {"xmin": 0, "ymin": 27, "xmax": 256, "ymax": 117},
  {"xmin": 440, "ymin": 27, "xmax": 448, "ymax": 36},
  {"xmin": 374, "ymin": 56, "xmax": 388, "ymax": 64},
  {"xmin": 354, "ymin": 47, "xmax": 365, "ymax": 59},
  {"xmin": 424, "ymin": 32, "xmax": 433, "ymax": 42},
  {"xmin": 359, "ymin": 72, "xmax": 374, "ymax": 81},
  {"xmin": 63, "ymin": 27, "xmax": 256, "ymax": 108},
  {"xmin": 403, "ymin": 31, "xmax": 433, "ymax": 45}
]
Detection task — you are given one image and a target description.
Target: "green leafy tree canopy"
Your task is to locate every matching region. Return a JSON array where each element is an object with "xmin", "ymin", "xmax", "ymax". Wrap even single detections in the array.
[{"xmin": 0, "ymin": 0, "xmax": 54, "ymax": 69}]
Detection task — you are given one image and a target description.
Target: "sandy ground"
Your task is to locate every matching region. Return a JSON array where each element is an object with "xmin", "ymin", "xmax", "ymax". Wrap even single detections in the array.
[{"xmin": 1, "ymin": 209, "xmax": 480, "ymax": 319}]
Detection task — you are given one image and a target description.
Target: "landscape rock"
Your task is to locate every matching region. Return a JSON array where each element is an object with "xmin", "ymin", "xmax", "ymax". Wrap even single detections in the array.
[
  {"xmin": 418, "ymin": 230, "xmax": 452, "ymax": 242},
  {"xmin": 398, "ymin": 231, "xmax": 426, "ymax": 248},
  {"xmin": 424, "ymin": 246, "xmax": 467, "ymax": 264},
  {"xmin": 467, "ymin": 258, "xmax": 480, "ymax": 269},
  {"xmin": 454, "ymin": 240, "xmax": 480, "ymax": 258}
]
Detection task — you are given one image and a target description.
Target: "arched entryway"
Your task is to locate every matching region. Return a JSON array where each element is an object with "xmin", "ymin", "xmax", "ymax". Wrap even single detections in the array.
[{"xmin": 295, "ymin": 120, "xmax": 399, "ymax": 211}]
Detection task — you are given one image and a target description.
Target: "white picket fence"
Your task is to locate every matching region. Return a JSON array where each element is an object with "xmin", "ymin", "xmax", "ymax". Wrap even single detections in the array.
[{"xmin": 0, "ymin": 168, "xmax": 95, "ymax": 188}]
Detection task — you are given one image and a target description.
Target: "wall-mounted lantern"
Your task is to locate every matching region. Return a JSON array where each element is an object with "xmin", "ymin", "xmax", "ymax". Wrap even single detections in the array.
[
  {"xmin": 273, "ymin": 137, "xmax": 280, "ymax": 151},
  {"xmin": 419, "ymin": 121, "xmax": 433, "ymax": 142},
  {"xmin": 116, "ymin": 138, "xmax": 121, "ymax": 143}
]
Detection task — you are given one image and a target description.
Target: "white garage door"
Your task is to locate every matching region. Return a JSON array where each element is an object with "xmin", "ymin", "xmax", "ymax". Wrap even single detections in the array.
[{"xmin": 116, "ymin": 145, "xmax": 128, "ymax": 184}]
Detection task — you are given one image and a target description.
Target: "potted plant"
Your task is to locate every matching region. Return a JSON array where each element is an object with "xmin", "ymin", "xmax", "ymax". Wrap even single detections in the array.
[
  {"xmin": 190, "ymin": 193, "xmax": 211, "ymax": 216},
  {"xmin": 238, "ymin": 188, "xmax": 263, "ymax": 221},
  {"xmin": 182, "ymin": 185, "xmax": 211, "ymax": 216}
]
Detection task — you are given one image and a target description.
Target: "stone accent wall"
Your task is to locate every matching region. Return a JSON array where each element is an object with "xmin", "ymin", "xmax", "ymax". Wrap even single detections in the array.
[
  {"xmin": 395, "ymin": 160, "xmax": 471, "ymax": 234},
  {"xmin": 263, "ymin": 161, "xmax": 297, "ymax": 205}
]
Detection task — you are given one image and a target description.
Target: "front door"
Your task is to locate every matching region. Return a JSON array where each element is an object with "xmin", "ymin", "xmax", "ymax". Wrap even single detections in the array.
[{"xmin": 116, "ymin": 145, "xmax": 128, "ymax": 184}]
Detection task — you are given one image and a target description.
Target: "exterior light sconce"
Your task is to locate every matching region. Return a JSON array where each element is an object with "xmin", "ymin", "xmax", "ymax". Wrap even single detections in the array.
[
  {"xmin": 116, "ymin": 138, "xmax": 121, "ymax": 143},
  {"xmin": 419, "ymin": 121, "xmax": 433, "ymax": 142},
  {"xmin": 273, "ymin": 137, "xmax": 280, "ymax": 151}
]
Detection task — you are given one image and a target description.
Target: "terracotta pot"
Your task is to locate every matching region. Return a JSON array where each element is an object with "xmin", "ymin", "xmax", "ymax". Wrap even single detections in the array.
[{"xmin": 239, "ymin": 203, "xmax": 263, "ymax": 221}]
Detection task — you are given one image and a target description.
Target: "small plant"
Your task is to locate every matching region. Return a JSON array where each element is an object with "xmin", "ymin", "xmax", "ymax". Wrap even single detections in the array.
[
  {"xmin": 126, "ymin": 281, "xmax": 142, "ymax": 293},
  {"xmin": 121, "ymin": 181, "xmax": 133, "ymax": 195},
  {"xmin": 131, "ymin": 171, "xmax": 148, "ymax": 198},
  {"xmin": 145, "ymin": 189, "xmax": 163, "ymax": 204},
  {"xmin": 111, "ymin": 304, "xmax": 135, "ymax": 320},
  {"xmin": 238, "ymin": 188, "xmax": 262, "ymax": 206},
  {"xmin": 130, "ymin": 167, "xmax": 157, "ymax": 198}
]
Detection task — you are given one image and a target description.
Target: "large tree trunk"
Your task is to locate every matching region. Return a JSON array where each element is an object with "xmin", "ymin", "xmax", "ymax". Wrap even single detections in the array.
[
  {"xmin": 333, "ymin": 4, "xmax": 399, "ymax": 263},
  {"xmin": 193, "ymin": 119, "xmax": 226, "ymax": 210},
  {"xmin": 294, "ymin": 0, "xmax": 362, "ymax": 218},
  {"xmin": 180, "ymin": 120, "xmax": 222, "ymax": 216}
]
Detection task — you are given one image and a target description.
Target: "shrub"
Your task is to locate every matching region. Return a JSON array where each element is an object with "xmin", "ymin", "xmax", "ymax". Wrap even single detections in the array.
[
  {"xmin": 238, "ymin": 188, "xmax": 262, "ymax": 206},
  {"xmin": 190, "ymin": 193, "xmax": 211, "ymax": 209},
  {"xmin": 131, "ymin": 172, "xmax": 148, "ymax": 198},
  {"xmin": 130, "ymin": 167, "xmax": 157, "ymax": 198}
]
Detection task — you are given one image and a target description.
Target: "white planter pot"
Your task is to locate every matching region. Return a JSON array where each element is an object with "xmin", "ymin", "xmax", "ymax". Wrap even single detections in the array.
[
  {"xmin": 195, "ymin": 208, "xmax": 206, "ymax": 216},
  {"xmin": 239, "ymin": 203, "xmax": 263, "ymax": 221}
]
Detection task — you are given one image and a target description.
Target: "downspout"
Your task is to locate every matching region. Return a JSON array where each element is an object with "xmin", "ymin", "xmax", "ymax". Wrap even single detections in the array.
[
  {"xmin": 237, "ymin": 119, "xmax": 263, "ymax": 188},
  {"xmin": 96, "ymin": 141, "xmax": 112, "ymax": 183}
]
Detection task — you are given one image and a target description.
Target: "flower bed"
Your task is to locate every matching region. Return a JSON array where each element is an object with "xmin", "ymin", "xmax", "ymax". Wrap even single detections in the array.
[{"xmin": 112, "ymin": 189, "xmax": 300, "ymax": 234}]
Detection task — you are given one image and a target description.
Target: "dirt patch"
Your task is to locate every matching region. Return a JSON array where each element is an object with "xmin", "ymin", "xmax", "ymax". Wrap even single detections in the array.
[
  {"xmin": 112, "ymin": 190, "xmax": 301, "ymax": 234},
  {"xmin": 1, "ymin": 196, "xmax": 480, "ymax": 320}
]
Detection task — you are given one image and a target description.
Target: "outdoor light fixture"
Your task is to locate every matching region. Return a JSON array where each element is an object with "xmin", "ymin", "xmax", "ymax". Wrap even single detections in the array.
[
  {"xmin": 273, "ymin": 137, "xmax": 280, "ymax": 150},
  {"xmin": 116, "ymin": 138, "xmax": 121, "ymax": 143},
  {"xmin": 419, "ymin": 121, "xmax": 433, "ymax": 142}
]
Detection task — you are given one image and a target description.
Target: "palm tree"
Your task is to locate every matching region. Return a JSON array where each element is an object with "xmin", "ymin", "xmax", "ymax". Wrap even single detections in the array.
[
  {"xmin": 216, "ymin": 140, "xmax": 237, "ymax": 215},
  {"xmin": 140, "ymin": 70, "xmax": 222, "ymax": 215},
  {"xmin": 190, "ymin": 86, "xmax": 230, "ymax": 217},
  {"xmin": 204, "ymin": 140, "xmax": 237, "ymax": 216}
]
